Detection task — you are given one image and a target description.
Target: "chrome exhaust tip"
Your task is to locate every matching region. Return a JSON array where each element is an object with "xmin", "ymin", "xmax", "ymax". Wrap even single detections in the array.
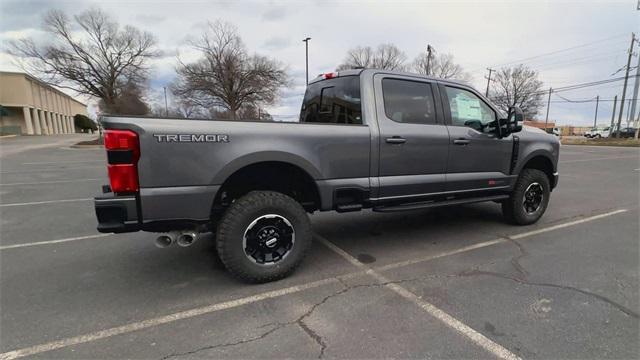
[
  {"xmin": 154, "ymin": 233, "xmax": 175, "ymax": 248},
  {"xmin": 176, "ymin": 231, "xmax": 198, "ymax": 247}
]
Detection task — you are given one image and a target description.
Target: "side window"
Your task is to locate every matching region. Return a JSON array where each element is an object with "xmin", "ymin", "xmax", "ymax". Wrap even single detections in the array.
[
  {"xmin": 445, "ymin": 87, "xmax": 496, "ymax": 132},
  {"xmin": 319, "ymin": 87, "xmax": 334, "ymax": 113},
  {"xmin": 300, "ymin": 76, "xmax": 362, "ymax": 124},
  {"xmin": 382, "ymin": 78, "xmax": 437, "ymax": 125}
]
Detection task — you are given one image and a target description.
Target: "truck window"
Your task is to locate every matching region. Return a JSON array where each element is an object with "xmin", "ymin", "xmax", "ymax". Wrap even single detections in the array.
[
  {"xmin": 445, "ymin": 86, "xmax": 496, "ymax": 132},
  {"xmin": 300, "ymin": 76, "xmax": 361, "ymax": 124},
  {"xmin": 382, "ymin": 78, "xmax": 436, "ymax": 125}
]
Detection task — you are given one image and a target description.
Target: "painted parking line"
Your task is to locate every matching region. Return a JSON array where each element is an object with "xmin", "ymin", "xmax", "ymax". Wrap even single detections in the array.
[
  {"xmin": 0, "ymin": 208, "xmax": 627, "ymax": 359},
  {"xmin": 560, "ymin": 155, "xmax": 639, "ymax": 163},
  {"xmin": 0, "ymin": 234, "xmax": 112, "ymax": 251},
  {"xmin": 0, "ymin": 277, "xmax": 341, "ymax": 360},
  {"xmin": 22, "ymin": 160, "xmax": 103, "ymax": 165},
  {"xmin": 0, "ymin": 166, "xmax": 103, "ymax": 174},
  {"xmin": 0, "ymin": 198, "xmax": 93, "ymax": 207},
  {"xmin": 317, "ymin": 236, "xmax": 521, "ymax": 360},
  {"xmin": 0, "ymin": 179, "xmax": 103, "ymax": 186},
  {"xmin": 377, "ymin": 208, "xmax": 628, "ymax": 272}
]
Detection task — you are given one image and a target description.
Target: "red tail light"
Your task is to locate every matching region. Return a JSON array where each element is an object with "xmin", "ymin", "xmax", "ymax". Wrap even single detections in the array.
[
  {"xmin": 104, "ymin": 130, "xmax": 140, "ymax": 193},
  {"xmin": 323, "ymin": 72, "xmax": 337, "ymax": 79}
]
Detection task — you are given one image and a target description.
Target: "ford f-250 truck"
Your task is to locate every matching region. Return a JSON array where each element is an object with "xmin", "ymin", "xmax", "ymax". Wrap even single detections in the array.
[{"xmin": 95, "ymin": 69, "xmax": 560, "ymax": 283}]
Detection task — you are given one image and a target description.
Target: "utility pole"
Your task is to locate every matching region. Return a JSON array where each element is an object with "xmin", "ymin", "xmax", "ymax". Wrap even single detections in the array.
[
  {"xmin": 593, "ymin": 95, "xmax": 599, "ymax": 128},
  {"xmin": 544, "ymin": 87, "xmax": 553, "ymax": 130},
  {"xmin": 627, "ymin": 35, "xmax": 640, "ymax": 138},
  {"xmin": 485, "ymin": 68, "xmax": 494, "ymax": 97},
  {"xmin": 426, "ymin": 45, "xmax": 434, "ymax": 76},
  {"xmin": 302, "ymin": 37, "xmax": 311, "ymax": 85},
  {"xmin": 163, "ymin": 86, "xmax": 168, "ymax": 117},
  {"xmin": 615, "ymin": 32, "xmax": 636, "ymax": 137},
  {"xmin": 610, "ymin": 95, "xmax": 618, "ymax": 129}
]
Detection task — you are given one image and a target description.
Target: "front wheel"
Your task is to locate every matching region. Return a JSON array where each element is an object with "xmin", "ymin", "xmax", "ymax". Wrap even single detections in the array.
[
  {"xmin": 216, "ymin": 191, "xmax": 312, "ymax": 283},
  {"xmin": 502, "ymin": 169, "xmax": 550, "ymax": 225}
]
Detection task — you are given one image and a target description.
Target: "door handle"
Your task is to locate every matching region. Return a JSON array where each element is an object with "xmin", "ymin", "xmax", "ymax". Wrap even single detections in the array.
[
  {"xmin": 453, "ymin": 138, "xmax": 470, "ymax": 145},
  {"xmin": 386, "ymin": 136, "xmax": 406, "ymax": 144}
]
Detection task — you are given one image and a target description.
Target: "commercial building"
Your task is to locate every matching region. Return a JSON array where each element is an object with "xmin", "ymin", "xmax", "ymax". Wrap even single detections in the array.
[{"xmin": 0, "ymin": 71, "xmax": 88, "ymax": 135}]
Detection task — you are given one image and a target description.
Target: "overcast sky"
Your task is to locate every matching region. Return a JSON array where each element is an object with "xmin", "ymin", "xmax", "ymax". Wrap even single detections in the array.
[{"xmin": 1, "ymin": 0, "xmax": 639, "ymax": 126}]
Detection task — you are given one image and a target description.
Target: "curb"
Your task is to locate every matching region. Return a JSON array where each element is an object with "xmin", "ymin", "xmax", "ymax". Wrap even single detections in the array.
[{"xmin": 69, "ymin": 144, "xmax": 104, "ymax": 149}]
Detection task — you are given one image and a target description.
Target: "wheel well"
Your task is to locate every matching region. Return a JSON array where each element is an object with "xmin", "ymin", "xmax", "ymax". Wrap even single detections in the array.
[
  {"xmin": 213, "ymin": 161, "xmax": 321, "ymax": 214},
  {"xmin": 522, "ymin": 156, "xmax": 554, "ymax": 186}
]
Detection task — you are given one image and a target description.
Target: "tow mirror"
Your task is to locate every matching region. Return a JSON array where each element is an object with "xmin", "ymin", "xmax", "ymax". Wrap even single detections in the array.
[{"xmin": 500, "ymin": 106, "xmax": 523, "ymax": 136}]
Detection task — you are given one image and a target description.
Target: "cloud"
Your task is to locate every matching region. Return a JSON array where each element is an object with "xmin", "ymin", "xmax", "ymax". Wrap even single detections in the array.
[
  {"xmin": 1, "ymin": 1, "xmax": 636, "ymax": 123},
  {"xmin": 261, "ymin": 6, "xmax": 288, "ymax": 21},
  {"xmin": 262, "ymin": 36, "xmax": 290, "ymax": 51}
]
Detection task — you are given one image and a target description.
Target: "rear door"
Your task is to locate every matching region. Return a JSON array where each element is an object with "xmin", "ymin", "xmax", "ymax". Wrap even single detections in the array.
[
  {"xmin": 374, "ymin": 74, "xmax": 449, "ymax": 200},
  {"xmin": 439, "ymin": 83, "xmax": 513, "ymax": 192}
]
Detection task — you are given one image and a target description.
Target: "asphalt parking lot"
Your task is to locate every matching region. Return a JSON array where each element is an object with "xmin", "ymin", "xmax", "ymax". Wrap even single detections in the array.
[{"xmin": 0, "ymin": 135, "xmax": 638, "ymax": 359}]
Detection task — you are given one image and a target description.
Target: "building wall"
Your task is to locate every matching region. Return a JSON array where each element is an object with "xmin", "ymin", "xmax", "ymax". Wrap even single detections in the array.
[{"xmin": 0, "ymin": 72, "xmax": 88, "ymax": 135}]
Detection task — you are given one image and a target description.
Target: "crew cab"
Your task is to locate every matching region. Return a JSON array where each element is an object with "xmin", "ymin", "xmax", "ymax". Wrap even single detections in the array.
[{"xmin": 95, "ymin": 69, "xmax": 560, "ymax": 283}]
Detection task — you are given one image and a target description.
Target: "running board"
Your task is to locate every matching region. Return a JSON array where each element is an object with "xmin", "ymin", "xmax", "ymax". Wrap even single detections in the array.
[{"xmin": 372, "ymin": 194, "xmax": 509, "ymax": 213}]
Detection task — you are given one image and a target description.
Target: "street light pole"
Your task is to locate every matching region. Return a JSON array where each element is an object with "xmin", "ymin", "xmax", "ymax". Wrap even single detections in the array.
[
  {"xmin": 163, "ymin": 86, "xmax": 168, "ymax": 117},
  {"xmin": 593, "ymin": 95, "xmax": 599, "ymax": 128},
  {"xmin": 544, "ymin": 87, "xmax": 553, "ymax": 129},
  {"xmin": 302, "ymin": 37, "xmax": 311, "ymax": 85}
]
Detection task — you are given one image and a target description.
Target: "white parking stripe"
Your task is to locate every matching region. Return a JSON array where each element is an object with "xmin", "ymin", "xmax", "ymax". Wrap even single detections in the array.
[
  {"xmin": 317, "ymin": 236, "xmax": 521, "ymax": 360},
  {"xmin": 377, "ymin": 208, "xmax": 627, "ymax": 272},
  {"xmin": 560, "ymin": 155, "xmax": 639, "ymax": 163},
  {"xmin": 0, "ymin": 208, "xmax": 627, "ymax": 359},
  {"xmin": 0, "ymin": 234, "xmax": 111, "ymax": 250},
  {"xmin": 0, "ymin": 278, "xmax": 340, "ymax": 360},
  {"xmin": 0, "ymin": 198, "xmax": 93, "ymax": 207},
  {"xmin": 0, "ymin": 166, "xmax": 103, "ymax": 174},
  {"xmin": 509, "ymin": 209, "xmax": 627, "ymax": 239},
  {"xmin": 22, "ymin": 160, "xmax": 103, "ymax": 165},
  {"xmin": 0, "ymin": 179, "xmax": 102, "ymax": 186}
]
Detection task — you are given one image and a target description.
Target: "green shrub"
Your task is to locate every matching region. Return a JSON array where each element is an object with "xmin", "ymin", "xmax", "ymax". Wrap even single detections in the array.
[{"xmin": 73, "ymin": 114, "xmax": 97, "ymax": 131}]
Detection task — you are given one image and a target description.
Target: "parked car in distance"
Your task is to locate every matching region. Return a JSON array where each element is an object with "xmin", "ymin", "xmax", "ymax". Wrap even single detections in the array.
[
  {"xmin": 618, "ymin": 127, "xmax": 638, "ymax": 138},
  {"xmin": 584, "ymin": 127, "xmax": 597, "ymax": 138}
]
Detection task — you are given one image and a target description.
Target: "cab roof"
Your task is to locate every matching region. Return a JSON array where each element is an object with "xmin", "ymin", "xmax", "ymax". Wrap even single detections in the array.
[{"xmin": 308, "ymin": 68, "xmax": 472, "ymax": 87}]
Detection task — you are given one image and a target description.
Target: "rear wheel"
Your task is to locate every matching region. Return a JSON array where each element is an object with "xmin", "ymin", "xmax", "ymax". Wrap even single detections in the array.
[
  {"xmin": 216, "ymin": 191, "xmax": 312, "ymax": 283},
  {"xmin": 502, "ymin": 169, "xmax": 550, "ymax": 225}
]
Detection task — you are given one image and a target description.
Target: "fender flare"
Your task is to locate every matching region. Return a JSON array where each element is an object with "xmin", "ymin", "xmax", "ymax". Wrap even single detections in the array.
[{"xmin": 211, "ymin": 151, "xmax": 323, "ymax": 185}]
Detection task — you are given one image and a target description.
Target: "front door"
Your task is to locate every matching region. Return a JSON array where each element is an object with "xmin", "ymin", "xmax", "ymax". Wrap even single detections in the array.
[
  {"xmin": 374, "ymin": 74, "xmax": 449, "ymax": 200},
  {"xmin": 440, "ymin": 84, "xmax": 513, "ymax": 192}
]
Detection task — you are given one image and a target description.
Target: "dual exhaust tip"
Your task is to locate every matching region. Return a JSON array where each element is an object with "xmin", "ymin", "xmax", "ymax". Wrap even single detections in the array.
[{"xmin": 155, "ymin": 231, "xmax": 199, "ymax": 248}]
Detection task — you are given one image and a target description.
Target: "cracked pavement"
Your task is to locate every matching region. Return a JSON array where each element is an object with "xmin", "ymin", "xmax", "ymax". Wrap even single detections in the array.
[{"xmin": 1, "ymin": 141, "xmax": 639, "ymax": 359}]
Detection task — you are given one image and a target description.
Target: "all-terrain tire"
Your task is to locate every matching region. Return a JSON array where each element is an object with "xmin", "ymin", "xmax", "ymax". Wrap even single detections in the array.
[
  {"xmin": 502, "ymin": 169, "xmax": 550, "ymax": 225},
  {"xmin": 216, "ymin": 191, "xmax": 312, "ymax": 283}
]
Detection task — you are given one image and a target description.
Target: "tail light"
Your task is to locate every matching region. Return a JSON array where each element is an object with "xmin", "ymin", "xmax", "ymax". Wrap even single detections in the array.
[{"xmin": 104, "ymin": 130, "xmax": 140, "ymax": 193}]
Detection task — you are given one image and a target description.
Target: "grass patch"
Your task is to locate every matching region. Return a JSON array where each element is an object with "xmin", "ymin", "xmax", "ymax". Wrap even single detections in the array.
[{"xmin": 561, "ymin": 137, "xmax": 640, "ymax": 147}]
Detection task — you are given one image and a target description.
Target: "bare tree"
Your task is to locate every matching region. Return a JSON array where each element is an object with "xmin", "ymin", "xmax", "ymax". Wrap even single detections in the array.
[
  {"xmin": 173, "ymin": 21, "xmax": 288, "ymax": 120},
  {"xmin": 489, "ymin": 65, "xmax": 545, "ymax": 118},
  {"xmin": 336, "ymin": 44, "xmax": 407, "ymax": 71},
  {"xmin": 8, "ymin": 8, "xmax": 157, "ymax": 113},
  {"xmin": 413, "ymin": 53, "xmax": 471, "ymax": 82}
]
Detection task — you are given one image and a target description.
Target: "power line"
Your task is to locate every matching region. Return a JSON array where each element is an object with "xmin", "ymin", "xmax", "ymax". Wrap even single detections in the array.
[{"xmin": 487, "ymin": 34, "xmax": 628, "ymax": 68}]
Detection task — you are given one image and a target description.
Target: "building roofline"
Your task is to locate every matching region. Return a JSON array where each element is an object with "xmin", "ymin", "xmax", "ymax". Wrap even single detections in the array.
[{"xmin": 0, "ymin": 71, "xmax": 88, "ymax": 107}]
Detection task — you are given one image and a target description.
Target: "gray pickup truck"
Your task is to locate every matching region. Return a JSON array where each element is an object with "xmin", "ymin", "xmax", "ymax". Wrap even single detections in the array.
[{"xmin": 95, "ymin": 69, "xmax": 559, "ymax": 283}]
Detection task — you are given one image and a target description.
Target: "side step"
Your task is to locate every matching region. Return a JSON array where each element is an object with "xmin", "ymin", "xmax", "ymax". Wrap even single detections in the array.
[
  {"xmin": 372, "ymin": 194, "xmax": 509, "ymax": 213},
  {"xmin": 336, "ymin": 204, "xmax": 363, "ymax": 213}
]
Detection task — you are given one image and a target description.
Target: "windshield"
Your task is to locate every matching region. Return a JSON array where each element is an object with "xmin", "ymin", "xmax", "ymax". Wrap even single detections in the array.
[{"xmin": 300, "ymin": 75, "xmax": 362, "ymax": 124}]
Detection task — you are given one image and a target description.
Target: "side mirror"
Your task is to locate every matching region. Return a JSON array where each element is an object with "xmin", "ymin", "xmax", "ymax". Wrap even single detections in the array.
[{"xmin": 499, "ymin": 106, "xmax": 523, "ymax": 136}]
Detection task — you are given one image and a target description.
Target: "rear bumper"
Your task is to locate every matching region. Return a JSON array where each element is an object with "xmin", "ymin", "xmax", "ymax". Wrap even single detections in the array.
[
  {"xmin": 552, "ymin": 172, "xmax": 559, "ymax": 189},
  {"xmin": 95, "ymin": 185, "xmax": 220, "ymax": 233},
  {"xmin": 95, "ymin": 194, "xmax": 140, "ymax": 233}
]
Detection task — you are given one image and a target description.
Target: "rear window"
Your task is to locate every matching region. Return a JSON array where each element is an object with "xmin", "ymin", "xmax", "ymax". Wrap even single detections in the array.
[{"xmin": 300, "ymin": 76, "xmax": 362, "ymax": 124}]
